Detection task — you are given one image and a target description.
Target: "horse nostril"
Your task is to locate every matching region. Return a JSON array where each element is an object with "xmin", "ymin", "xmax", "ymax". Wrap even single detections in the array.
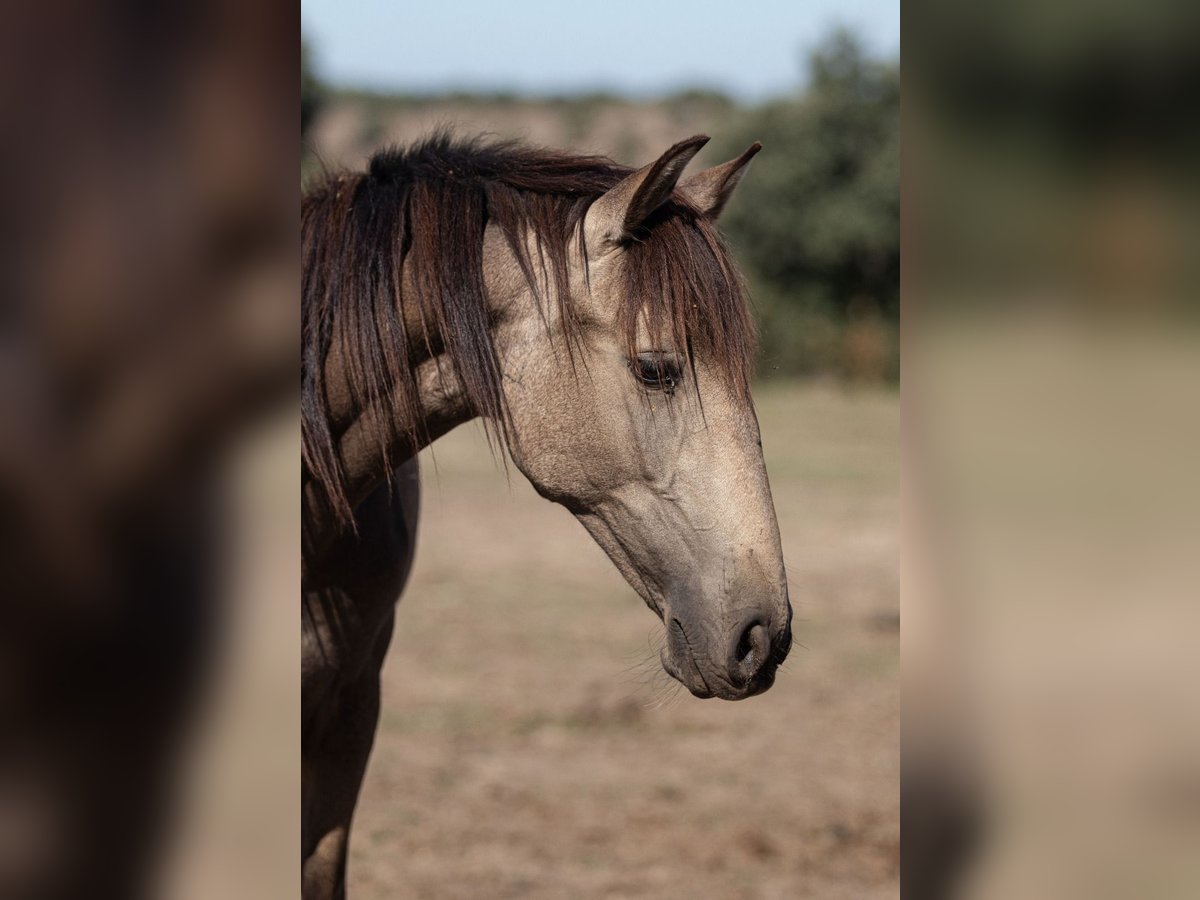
[
  {"xmin": 734, "ymin": 619, "xmax": 771, "ymax": 681},
  {"xmin": 735, "ymin": 624, "xmax": 756, "ymax": 662}
]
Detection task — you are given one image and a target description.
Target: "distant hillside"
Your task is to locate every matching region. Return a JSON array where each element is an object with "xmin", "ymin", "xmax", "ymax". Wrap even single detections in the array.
[{"xmin": 305, "ymin": 89, "xmax": 748, "ymax": 173}]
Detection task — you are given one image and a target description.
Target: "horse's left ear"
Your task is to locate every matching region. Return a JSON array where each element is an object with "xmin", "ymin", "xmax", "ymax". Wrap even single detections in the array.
[{"xmin": 679, "ymin": 142, "xmax": 762, "ymax": 220}]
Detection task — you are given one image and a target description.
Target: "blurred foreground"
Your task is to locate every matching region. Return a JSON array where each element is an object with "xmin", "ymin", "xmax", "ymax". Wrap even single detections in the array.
[
  {"xmin": 1, "ymin": 2, "xmax": 296, "ymax": 897},
  {"xmin": 905, "ymin": 2, "xmax": 1200, "ymax": 896},
  {"xmin": 908, "ymin": 319, "xmax": 1200, "ymax": 898}
]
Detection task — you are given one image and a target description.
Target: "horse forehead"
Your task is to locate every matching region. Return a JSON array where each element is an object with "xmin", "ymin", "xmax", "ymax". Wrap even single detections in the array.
[{"xmin": 480, "ymin": 226, "xmax": 536, "ymax": 284}]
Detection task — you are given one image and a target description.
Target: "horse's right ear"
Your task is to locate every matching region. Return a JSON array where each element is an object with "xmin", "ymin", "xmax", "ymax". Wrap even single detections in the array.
[
  {"xmin": 585, "ymin": 135, "xmax": 710, "ymax": 249},
  {"xmin": 679, "ymin": 141, "xmax": 762, "ymax": 220}
]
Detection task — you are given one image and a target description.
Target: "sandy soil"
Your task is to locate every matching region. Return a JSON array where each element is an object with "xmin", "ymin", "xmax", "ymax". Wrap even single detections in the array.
[{"xmin": 348, "ymin": 382, "xmax": 899, "ymax": 899}]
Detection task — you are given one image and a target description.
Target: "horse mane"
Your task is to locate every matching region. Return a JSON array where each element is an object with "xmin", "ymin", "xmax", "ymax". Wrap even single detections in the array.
[{"xmin": 302, "ymin": 132, "xmax": 755, "ymax": 531}]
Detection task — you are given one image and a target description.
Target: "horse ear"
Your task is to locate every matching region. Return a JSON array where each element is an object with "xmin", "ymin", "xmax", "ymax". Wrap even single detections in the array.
[
  {"xmin": 586, "ymin": 135, "xmax": 710, "ymax": 247},
  {"xmin": 679, "ymin": 142, "xmax": 762, "ymax": 220}
]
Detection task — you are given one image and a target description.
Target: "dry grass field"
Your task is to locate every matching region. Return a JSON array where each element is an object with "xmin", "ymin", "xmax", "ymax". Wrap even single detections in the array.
[{"xmin": 348, "ymin": 381, "xmax": 899, "ymax": 899}]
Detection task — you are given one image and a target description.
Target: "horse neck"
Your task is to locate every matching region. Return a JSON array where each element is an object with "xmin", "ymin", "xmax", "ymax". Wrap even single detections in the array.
[
  {"xmin": 323, "ymin": 236, "xmax": 535, "ymax": 519},
  {"xmin": 308, "ymin": 219, "xmax": 541, "ymax": 550},
  {"xmin": 328, "ymin": 338, "xmax": 474, "ymax": 513}
]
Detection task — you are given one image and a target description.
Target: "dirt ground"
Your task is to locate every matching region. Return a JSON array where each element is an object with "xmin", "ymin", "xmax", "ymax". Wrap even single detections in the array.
[{"xmin": 348, "ymin": 382, "xmax": 899, "ymax": 899}]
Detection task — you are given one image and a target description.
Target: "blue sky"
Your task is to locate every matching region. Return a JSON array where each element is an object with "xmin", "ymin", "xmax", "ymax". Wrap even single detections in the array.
[{"xmin": 302, "ymin": 0, "xmax": 899, "ymax": 101}]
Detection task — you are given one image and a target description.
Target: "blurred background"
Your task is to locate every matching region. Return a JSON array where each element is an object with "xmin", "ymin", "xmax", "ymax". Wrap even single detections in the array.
[{"xmin": 303, "ymin": 2, "xmax": 899, "ymax": 898}]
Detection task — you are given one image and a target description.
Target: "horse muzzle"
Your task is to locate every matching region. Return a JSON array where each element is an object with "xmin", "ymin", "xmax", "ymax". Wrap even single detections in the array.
[{"xmin": 661, "ymin": 608, "xmax": 792, "ymax": 701}]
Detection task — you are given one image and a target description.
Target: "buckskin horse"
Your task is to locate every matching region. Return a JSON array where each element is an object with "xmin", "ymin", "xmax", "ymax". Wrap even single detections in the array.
[{"xmin": 301, "ymin": 133, "xmax": 792, "ymax": 898}]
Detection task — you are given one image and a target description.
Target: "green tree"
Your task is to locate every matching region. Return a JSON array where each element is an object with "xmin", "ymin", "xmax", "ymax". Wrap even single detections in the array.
[{"xmin": 718, "ymin": 29, "xmax": 900, "ymax": 379}]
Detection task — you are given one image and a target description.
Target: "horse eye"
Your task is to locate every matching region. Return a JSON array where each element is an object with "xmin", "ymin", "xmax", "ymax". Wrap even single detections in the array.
[{"xmin": 632, "ymin": 354, "xmax": 681, "ymax": 393}]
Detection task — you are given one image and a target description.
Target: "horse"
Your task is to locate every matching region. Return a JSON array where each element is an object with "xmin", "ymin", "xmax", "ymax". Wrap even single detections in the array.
[{"xmin": 301, "ymin": 133, "xmax": 793, "ymax": 899}]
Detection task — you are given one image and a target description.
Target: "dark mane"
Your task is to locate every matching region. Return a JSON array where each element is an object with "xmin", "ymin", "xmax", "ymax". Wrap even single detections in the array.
[{"xmin": 302, "ymin": 133, "xmax": 754, "ymax": 531}]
